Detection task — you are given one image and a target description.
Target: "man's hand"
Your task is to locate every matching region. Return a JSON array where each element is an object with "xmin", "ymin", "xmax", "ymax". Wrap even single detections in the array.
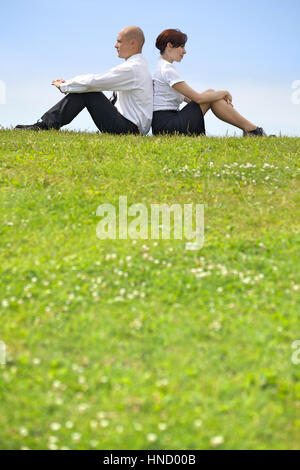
[{"xmin": 52, "ymin": 79, "xmax": 66, "ymax": 94}]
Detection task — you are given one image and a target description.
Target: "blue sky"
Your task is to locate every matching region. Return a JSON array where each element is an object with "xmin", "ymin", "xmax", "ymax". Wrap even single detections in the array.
[{"xmin": 1, "ymin": 0, "xmax": 299, "ymax": 135}]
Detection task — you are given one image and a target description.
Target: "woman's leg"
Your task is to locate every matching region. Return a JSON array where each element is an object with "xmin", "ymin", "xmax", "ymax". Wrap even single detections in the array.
[
  {"xmin": 210, "ymin": 100, "xmax": 257, "ymax": 132},
  {"xmin": 199, "ymin": 89, "xmax": 257, "ymax": 132}
]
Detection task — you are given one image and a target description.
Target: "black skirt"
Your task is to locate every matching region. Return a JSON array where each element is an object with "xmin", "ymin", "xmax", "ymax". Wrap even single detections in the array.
[{"xmin": 152, "ymin": 101, "xmax": 206, "ymax": 136}]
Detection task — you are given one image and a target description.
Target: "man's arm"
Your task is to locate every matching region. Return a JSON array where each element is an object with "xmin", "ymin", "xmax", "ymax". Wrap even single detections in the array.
[{"xmin": 58, "ymin": 63, "xmax": 136, "ymax": 94}]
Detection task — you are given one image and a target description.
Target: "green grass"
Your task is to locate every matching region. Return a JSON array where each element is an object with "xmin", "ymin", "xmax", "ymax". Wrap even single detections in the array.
[{"xmin": 0, "ymin": 129, "xmax": 299, "ymax": 450}]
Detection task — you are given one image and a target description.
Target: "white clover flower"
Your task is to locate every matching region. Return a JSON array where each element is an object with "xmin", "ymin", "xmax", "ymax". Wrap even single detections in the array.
[
  {"xmin": 130, "ymin": 318, "xmax": 142, "ymax": 329},
  {"xmin": 133, "ymin": 422, "xmax": 142, "ymax": 431},
  {"xmin": 48, "ymin": 444, "xmax": 58, "ymax": 450},
  {"xmin": 210, "ymin": 435, "xmax": 224, "ymax": 447},
  {"xmin": 147, "ymin": 433, "xmax": 157, "ymax": 442},
  {"xmin": 156, "ymin": 378, "xmax": 169, "ymax": 387},
  {"xmin": 50, "ymin": 422, "xmax": 61, "ymax": 431},
  {"xmin": 158, "ymin": 423, "xmax": 167, "ymax": 431},
  {"xmin": 209, "ymin": 320, "xmax": 221, "ymax": 331},
  {"xmin": 19, "ymin": 427, "xmax": 28, "ymax": 437},
  {"xmin": 194, "ymin": 419, "xmax": 203, "ymax": 428},
  {"xmin": 100, "ymin": 419, "xmax": 109, "ymax": 428},
  {"xmin": 90, "ymin": 440, "xmax": 99, "ymax": 448},
  {"xmin": 78, "ymin": 403, "xmax": 89, "ymax": 413},
  {"xmin": 71, "ymin": 432, "xmax": 81, "ymax": 442},
  {"xmin": 52, "ymin": 380, "xmax": 61, "ymax": 390}
]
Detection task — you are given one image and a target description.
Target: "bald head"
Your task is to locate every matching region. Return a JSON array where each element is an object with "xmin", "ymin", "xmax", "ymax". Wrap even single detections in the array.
[
  {"xmin": 115, "ymin": 26, "xmax": 145, "ymax": 59},
  {"xmin": 121, "ymin": 26, "xmax": 145, "ymax": 50}
]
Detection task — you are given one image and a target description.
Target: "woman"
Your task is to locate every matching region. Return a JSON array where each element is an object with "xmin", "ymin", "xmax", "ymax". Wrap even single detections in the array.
[{"xmin": 152, "ymin": 29, "xmax": 265, "ymax": 137}]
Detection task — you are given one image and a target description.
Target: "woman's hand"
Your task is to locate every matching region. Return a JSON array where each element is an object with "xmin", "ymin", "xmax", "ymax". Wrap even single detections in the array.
[
  {"xmin": 223, "ymin": 91, "xmax": 233, "ymax": 107},
  {"xmin": 172, "ymin": 83, "xmax": 234, "ymax": 107}
]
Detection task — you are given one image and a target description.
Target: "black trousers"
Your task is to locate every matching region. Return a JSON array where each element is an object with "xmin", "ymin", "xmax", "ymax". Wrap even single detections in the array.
[
  {"xmin": 152, "ymin": 101, "xmax": 206, "ymax": 136},
  {"xmin": 41, "ymin": 92, "xmax": 139, "ymax": 134}
]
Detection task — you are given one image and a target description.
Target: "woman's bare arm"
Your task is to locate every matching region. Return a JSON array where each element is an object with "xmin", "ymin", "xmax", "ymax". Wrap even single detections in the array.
[{"xmin": 173, "ymin": 81, "xmax": 232, "ymax": 105}]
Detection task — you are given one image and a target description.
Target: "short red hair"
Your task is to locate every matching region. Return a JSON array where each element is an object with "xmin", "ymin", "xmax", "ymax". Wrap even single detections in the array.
[{"xmin": 155, "ymin": 29, "xmax": 187, "ymax": 55}]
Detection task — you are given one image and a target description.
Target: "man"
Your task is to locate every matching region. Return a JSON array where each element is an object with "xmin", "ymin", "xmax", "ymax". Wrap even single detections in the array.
[{"xmin": 16, "ymin": 26, "xmax": 153, "ymax": 135}]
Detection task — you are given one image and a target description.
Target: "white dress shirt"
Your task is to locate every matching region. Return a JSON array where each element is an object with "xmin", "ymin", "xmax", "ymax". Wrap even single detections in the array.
[
  {"xmin": 153, "ymin": 57, "xmax": 185, "ymax": 112},
  {"xmin": 60, "ymin": 53, "xmax": 153, "ymax": 135}
]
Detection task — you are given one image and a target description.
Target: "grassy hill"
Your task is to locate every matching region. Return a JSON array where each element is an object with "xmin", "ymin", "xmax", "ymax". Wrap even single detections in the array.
[{"xmin": 0, "ymin": 129, "xmax": 299, "ymax": 449}]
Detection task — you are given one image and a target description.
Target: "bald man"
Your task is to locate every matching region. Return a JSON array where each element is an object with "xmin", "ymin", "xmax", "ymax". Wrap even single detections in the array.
[{"xmin": 16, "ymin": 27, "xmax": 153, "ymax": 135}]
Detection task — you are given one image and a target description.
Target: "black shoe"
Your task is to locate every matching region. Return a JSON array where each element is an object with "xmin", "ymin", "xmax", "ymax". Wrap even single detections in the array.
[
  {"xmin": 243, "ymin": 127, "xmax": 266, "ymax": 137},
  {"xmin": 15, "ymin": 120, "xmax": 49, "ymax": 131}
]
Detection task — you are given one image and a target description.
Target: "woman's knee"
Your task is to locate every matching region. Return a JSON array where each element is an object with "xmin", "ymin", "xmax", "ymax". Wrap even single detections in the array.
[{"xmin": 200, "ymin": 103, "xmax": 211, "ymax": 116}]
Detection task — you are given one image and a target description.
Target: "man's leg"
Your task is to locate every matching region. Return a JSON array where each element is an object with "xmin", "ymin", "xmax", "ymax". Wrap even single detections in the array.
[
  {"xmin": 15, "ymin": 93, "xmax": 86, "ymax": 130},
  {"xmin": 41, "ymin": 93, "xmax": 87, "ymax": 129},
  {"xmin": 83, "ymin": 92, "xmax": 138, "ymax": 134},
  {"xmin": 41, "ymin": 91, "xmax": 137, "ymax": 134},
  {"xmin": 17, "ymin": 91, "xmax": 138, "ymax": 133}
]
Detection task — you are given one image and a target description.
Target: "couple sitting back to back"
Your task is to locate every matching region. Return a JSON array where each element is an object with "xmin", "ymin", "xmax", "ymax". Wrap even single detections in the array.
[{"xmin": 16, "ymin": 26, "xmax": 265, "ymax": 137}]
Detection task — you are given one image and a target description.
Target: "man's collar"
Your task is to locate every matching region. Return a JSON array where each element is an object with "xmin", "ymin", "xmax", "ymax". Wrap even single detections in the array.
[{"xmin": 126, "ymin": 52, "xmax": 143, "ymax": 61}]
